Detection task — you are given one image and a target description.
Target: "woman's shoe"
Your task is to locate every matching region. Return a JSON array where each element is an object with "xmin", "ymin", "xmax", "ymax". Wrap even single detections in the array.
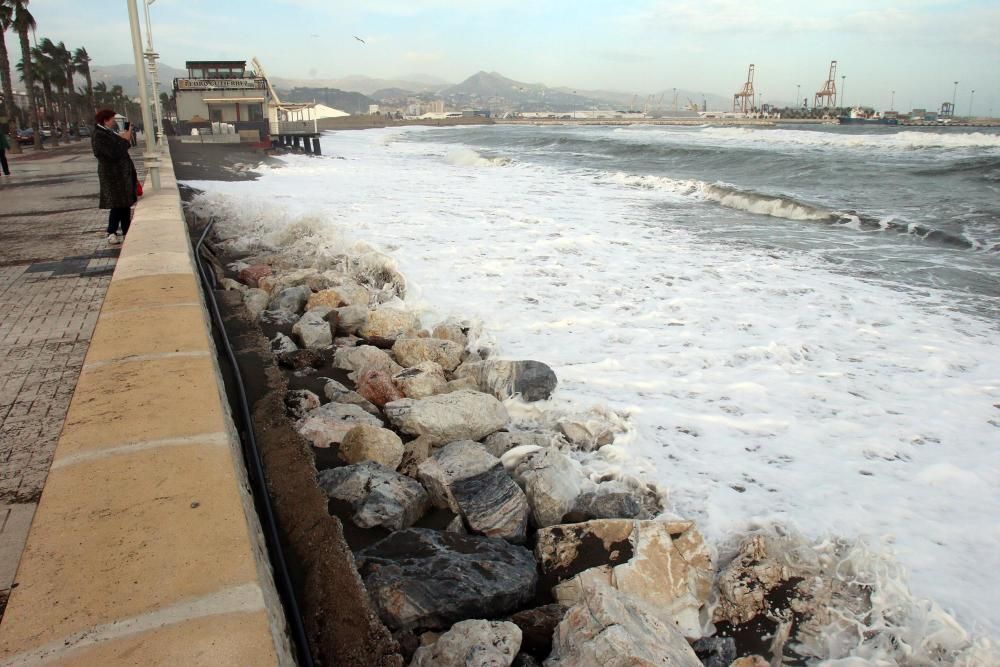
[{"xmin": 107, "ymin": 234, "xmax": 121, "ymax": 245}]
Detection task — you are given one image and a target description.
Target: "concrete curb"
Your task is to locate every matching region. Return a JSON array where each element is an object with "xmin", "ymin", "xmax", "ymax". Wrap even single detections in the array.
[{"xmin": 0, "ymin": 143, "xmax": 293, "ymax": 666}]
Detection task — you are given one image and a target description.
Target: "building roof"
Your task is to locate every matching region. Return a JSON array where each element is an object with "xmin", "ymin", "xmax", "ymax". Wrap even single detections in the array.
[{"xmin": 185, "ymin": 60, "xmax": 246, "ymax": 68}]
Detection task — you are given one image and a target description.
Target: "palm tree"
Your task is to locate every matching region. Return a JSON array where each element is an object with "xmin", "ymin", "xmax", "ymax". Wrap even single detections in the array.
[
  {"xmin": 7, "ymin": 0, "xmax": 39, "ymax": 148},
  {"xmin": 0, "ymin": 2, "xmax": 24, "ymax": 153},
  {"xmin": 41, "ymin": 38, "xmax": 76, "ymax": 140},
  {"xmin": 18, "ymin": 44, "xmax": 57, "ymax": 146},
  {"xmin": 73, "ymin": 46, "xmax": 93, "ymax": 115}
]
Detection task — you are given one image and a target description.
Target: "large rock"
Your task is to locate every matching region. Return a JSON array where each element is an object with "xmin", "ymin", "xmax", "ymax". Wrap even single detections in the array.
[
  {"xmin": 269, "ymin": 285, "xmax": 312, "ymax": 314},
  {"xmin": 340, "ymin": 424, "xmax": 404, "ymax": 469},
  {"xmin": 393, "ymin": 361, "xmax": 449, "ymax": 399},
  {"xmin": 509, "ymin": 447, "xmax": 583, "ymax": 528},
  {"xmin": 356, "ymin": 528, "xmax": 537, "ymax": 631},
  {"xmin": 243, "ymin": 288, "xmax": 270, "ymax": 320},
  {"xmin": 453, "ymin": 360, "xmax": 557, "ymax": 402},
  {"xmin": 713, "ymin": 535, "xmax": 791, "ymax": 626},
  {"xmin": 384, "ymin": 390, "xmax": 508, "ymax": 445},
  {"xmin": 392, "ymin": 338, "xmax": 465, "ymax": 372},
  {"xmin": 482, "ymin": 430, "xmax": 561, "ymax": 458},
  {"xmin": 295, "ymin": 402, "xmax": 384, "ymax": 448},
  {"xmin": 335, "ymin": 304, "xmax": 370, "ymax": 335},
  {"xmin": 334, "ymin": 345, "xmax": 404, "ymax": 382},
  {"xmin": 569, "ymin": 485, "xmax": 649, "ymax": 522},
  {"xmin": 418, "ymin": 441, "xmax": 529, "ymax": 542},
  {"xmin": 271, "ymin": 332, "xmax": 298, "ymax": 354},
  {"xmin": 557, "ymin": 418, "xmax": 616, "ymax": 451},
  {"xmin": 430, "ymin": 323, "xmax": 468, "ymax": 348},
  {"xmin": 307, "ymin": 283, "xmax": 370, "ymax": 311},
  {"xmin": 237, "ymin": 263, "xmax": 272, "ymax": 287},
  {"xmin": 410, "ymin": 620, "xmax": 522, "ymax": 667},
  {"xmin": 546, "ymin": 587, "xmax": 701, "ymax": 667},
  {"xmin": 292, "ymin": 308, "xmax": 335, "ymax": 349},
  {"xmin": 359, "ymin": 307, "xmax": 420, "ymax": 345},
  {"xmin": 691, "ymin": 637, "xmax": 737, "ymax": 667},
  {"xmin": 323, "ymin": 379, "xmax": 380, "ymax": 415},
  {"xmin": 398, "ymin": 435, "xmax": 434, "ymax": 478},
  {"xmin": 356, "ymin": 369, "xmax": 405, "ymax": 408},
  {"xmin": 285, "ymin": 389, "xmax": 321, "ymax": 420},
  {"xmin": 509, "ymin": 605, "xmax": 565, "ymax": 659},
  {"xmin": 318, "ymin": 461, "xmax": 427, "ymax": 531},
  {"xmin": 540, "ymin": 520, "xmax": 713, "ymax": 639},
  {"xmin": 277, "ymin": 348, "xmax": 327, "ymax": 370}
]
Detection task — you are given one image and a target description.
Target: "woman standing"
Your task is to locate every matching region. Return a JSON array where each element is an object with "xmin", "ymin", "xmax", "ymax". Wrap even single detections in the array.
[
  {"xmin": 92, "ymin": 109, "xmax": 137, "ymax": 245},
  {"xmin": 0, "ymin": 126, "xmax": 10, "ymax": 176}
]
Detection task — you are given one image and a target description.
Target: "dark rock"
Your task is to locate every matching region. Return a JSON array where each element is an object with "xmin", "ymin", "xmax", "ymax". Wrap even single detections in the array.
[
  {"xmin": 692, "ymin": 636, "xmax": 737, "ymax": 667},
  {"xmin": 453, "ymin": 360, "xmax": 557, "ymax": 402},
  {"xmin": 356, "ymin": 528, "xmax": 538, "ymax": 632},
  {"xmin": 509, "ymin": 604, "xmax": 566, "ymax": 658},
  {"xmin": 271, "ymin": 332, "xmax": 298, "ymax": 354},
  {"xmin": 317, "ymin": 461, "xmax": 428, "ymax": 531},
  {"xmin": 285, "ymin": 389, "xmax": 321, "ymax": 420},
  {"xmin": 269, "ymin": 285, "xmax": 312, "ymax": 314},
  {"xmin": 323, "ymin": 379, "xmax": 380, "ymax": 415},
  {"xmin": 260, "ymin": 308, "xmax": 300, "ymax": 326},
  {"xmin": 512, "ymin": 654, "xmax": 541, "ymax": 667},
  {"xmin": 277, "ymin": 348, "xmax": 327, "ymax": 370},
  {"xmin": 570, "ymin": 489, "xmax": 647, "ymax": 521}
]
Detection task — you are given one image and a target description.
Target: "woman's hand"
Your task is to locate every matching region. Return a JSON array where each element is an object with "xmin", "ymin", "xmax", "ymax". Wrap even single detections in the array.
[{"xmin": 118, "ymin": 128, "xmax": 133, "ymax": 142}]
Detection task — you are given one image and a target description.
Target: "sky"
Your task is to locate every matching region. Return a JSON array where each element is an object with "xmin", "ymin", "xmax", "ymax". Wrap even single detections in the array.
[{"xmin": 18, "ymin": 0, "xmax": 1000, "ymax": 114}]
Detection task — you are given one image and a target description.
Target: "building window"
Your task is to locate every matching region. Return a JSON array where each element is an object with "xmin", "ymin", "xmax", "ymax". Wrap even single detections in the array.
[
  {"xmin": 210, "ymin": 108, "xmax": 223, "ymax": 123},
  {"xmin": 247, "ymin": 104, "xmax": 264, "ymax": 121}
]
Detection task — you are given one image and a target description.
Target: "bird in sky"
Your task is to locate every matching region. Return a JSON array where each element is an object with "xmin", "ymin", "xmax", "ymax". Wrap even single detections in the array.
[{"xmin": 353, "ymin": 35, "xmax": 366, "ymax": 44}]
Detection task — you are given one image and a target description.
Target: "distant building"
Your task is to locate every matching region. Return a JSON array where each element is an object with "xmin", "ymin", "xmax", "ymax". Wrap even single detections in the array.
[{"xmin": 173, "ymin": 60, "xmax": 269, "ymax": 139}]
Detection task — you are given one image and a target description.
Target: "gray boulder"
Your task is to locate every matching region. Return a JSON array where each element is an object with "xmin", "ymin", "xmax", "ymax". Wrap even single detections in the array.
[
  {"xmin": 691, "ymin": 637, "xmax": 737, "ymax": 667},
  {"xmin": 392, "ymin": 337, "xmax": 465, "ymax": 372},
  {"xmin": 546, "ymin": 587, "xmax": 701, "ymax": 667},
  {"xmin": 453, "ymin": 360, "xmax": 557, "ymax": 402},
  {"xmin": 285, "ymin": 389, "xmax": 321, "ymax": 420},
  {"xmin": 269, "ymin": 285, "xmax": 312, "ymax": 314},
  {"xmin": 482, "ymin": 430, "xmax": 562, "ymax": 458},
  {"xmin": 271, "ymin": 332, "xmax": 298, "ymax": 354},
  {"xmin": 509, "ymin": 447, "xmax": 583, "ymax": 527},
  {"xmin": 393, "ymin": 361, "xmax": 449, "ymax": 399},
  {"xmin": 292, "ymin": 308, "xmax": 334, "ymax": 349},
  {"xmin": 334, "ymin": 304, "xmax": 370, "ymax": 335},
  {"xmin": 243, "ymin": 288, "xmax": 270, "ymax": 320},
  {"xmin": 333, "ymin": 344, "xmax": 403, "ymax": 382},
  {"xmin": 295, "ymin": 402, "xmax": 384, "ymax": 448},
  {"xmin": 418, "ymin": 441, "xmax": 529, "ymax": 543},
  {"xmin": 384, "ymin": 390, "xmax": 508, "ymax": 445},
  {"xmin": 570, "ymin": 486, "xmax": 648, "ymax": 522},
  {"xmin": 356, "ymin": 528, "xmax": 538, "ymax": 631},
  {"xmin": 410, "ymin": 619, "xmax": 522, "ymax": 667},
  {"xmin": 318, "ymin": 461, "xmax": 428, "ymax": 531},
  {"xmin": 323, "ymin": 378, "xmax": 380, "ymax": 415}
]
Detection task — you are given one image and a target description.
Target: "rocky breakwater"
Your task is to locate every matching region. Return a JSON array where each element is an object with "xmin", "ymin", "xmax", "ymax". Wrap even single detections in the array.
[{"xmin": 221, "ymin": 249, "xmax": 874, "ymax": 667}]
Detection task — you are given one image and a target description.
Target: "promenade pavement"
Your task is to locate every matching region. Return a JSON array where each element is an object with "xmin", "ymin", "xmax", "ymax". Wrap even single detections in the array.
[{"xmin": 0, "ymin": 140, "xmax": 143, "ymax": 619}]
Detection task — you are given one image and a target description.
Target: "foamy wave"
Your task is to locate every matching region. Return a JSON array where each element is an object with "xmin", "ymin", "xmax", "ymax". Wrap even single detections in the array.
[
  {"xmin": 701, "ymin": 127, "xmax": 1000, "ymax": 150},
  {"xmin": 602, "ymin": 172, "xmax": 833, "ymax": 221},
  {"xmin": 445, "ymin": 147, "xmax": 514, "ymax": 167}
]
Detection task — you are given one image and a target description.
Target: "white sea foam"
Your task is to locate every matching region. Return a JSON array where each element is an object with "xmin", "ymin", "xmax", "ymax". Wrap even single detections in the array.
[
  {"xmin": 445, "ymin": 146, "xmax": 513, "ymax": 167},
  {"xmin": 184, "ymin": 126, "xmax": 1000, "ymax": 660},
  {"xmin": 695, "ymin": 126, "xmax": 1000, "ymax": 150}
]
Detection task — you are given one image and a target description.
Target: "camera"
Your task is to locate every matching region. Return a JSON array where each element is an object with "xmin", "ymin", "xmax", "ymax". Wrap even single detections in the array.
[{"xmin": 123, "ymin": 121, "xmax": 131, "ymax": 131}]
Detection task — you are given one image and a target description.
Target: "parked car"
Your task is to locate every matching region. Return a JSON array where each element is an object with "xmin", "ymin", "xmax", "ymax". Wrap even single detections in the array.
[
  {"xmin": 77, "ymin": 125, "xmax": 91, "ymax": 137},
  {"xmin": 16, "ymin": 128, "xmax": 40, "ymax": 145}
]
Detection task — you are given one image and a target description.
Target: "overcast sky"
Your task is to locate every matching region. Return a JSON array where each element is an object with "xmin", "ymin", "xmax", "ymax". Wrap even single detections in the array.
[{"xmin": 22, "ymin": 0, "xmax": 1000, "ymax": 113}]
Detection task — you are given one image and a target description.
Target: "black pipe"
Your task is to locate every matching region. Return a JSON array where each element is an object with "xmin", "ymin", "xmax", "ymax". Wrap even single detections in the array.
[{"xmin": 195, "ymin": 217, "xmax": 315, "ymax": 667}]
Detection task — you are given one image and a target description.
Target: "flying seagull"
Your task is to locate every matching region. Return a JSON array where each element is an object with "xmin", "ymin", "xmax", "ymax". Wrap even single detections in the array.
[{"xmin": 353, "ymin": 35, "xmax": 366, "ymax": 44}]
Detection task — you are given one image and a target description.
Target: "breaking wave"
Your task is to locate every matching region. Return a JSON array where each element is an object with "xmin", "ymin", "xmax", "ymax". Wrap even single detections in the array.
[
  {"xmin": 445, "ymin": 147, "xmax": 514, "ymax": 167},
  {"xmin": 698, "ymin": 127, "xmax": 1000, "ymax": 150}
]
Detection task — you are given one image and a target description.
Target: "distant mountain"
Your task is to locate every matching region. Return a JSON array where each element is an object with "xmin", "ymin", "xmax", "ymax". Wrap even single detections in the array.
[
  {"xmin": 442, "ymin": 71, "xmax": 615, "ymax": 112},
  {"xmin": 276, "ymin": 75, "xmax": 447, "ymax": 96},
  {"xmin": 371, "ymin": 88, "xmax": 416, "ymax": 103},
  {"xmin": 278, "ymin": 87, "xmax": 375, "ymax": 113}
]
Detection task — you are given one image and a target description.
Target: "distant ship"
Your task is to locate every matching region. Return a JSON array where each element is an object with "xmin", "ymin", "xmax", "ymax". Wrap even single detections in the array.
[{"xmin": 839, "ymin": 106, "xmax": 899, "ymax": 125}]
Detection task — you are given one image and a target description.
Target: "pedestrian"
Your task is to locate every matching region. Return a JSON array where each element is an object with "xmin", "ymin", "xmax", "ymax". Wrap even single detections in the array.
[
  {"xmin": 92, "ymin": 109, "xmax": 137, "ymax": 245},
  {"xmin": 0, "ymin": 125, "xmax": 10, "ymax": 176}
]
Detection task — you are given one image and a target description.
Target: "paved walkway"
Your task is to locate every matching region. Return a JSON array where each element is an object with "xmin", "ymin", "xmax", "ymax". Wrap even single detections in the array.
[{"xmin": 0, "ymin": 140, "xmax": 143, "ymax": 618}]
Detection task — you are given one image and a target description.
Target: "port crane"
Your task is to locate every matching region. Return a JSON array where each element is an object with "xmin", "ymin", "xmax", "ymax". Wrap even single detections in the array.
[
  {"xmin": 733, "ymin": 64, "xmax": 755, "ymax": 113},
  {"xmin": 814, "ymin": 60, "xmax": 837, "ymax": 109}
]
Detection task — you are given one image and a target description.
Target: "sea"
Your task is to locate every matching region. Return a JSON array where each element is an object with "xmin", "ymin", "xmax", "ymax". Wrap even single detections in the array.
[{"xmin": 186, "ymin": 122, "xmax": 1000, "ymax": 662}]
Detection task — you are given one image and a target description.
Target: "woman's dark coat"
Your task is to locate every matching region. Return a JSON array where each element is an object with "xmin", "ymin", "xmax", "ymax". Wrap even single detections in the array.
[{"xmin": 92, "ymin": 126, "xmax": 138, "ymax": 209}]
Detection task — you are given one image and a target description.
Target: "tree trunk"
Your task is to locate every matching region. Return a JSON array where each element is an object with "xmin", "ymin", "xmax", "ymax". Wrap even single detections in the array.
[
  {"xmin": 84, "ymin": 68, "xmax": 94, "ymax": 117},
  {"xmin": 41, "ymin": 81, "xmax": 59, "ymax": 146},
  {"xmin": 17, "ymin": 29, "xmax": 41, "ymax": 150},
  {"xmin": 0, "ymin": 31, "xmax": 22, "ymax": 154}
]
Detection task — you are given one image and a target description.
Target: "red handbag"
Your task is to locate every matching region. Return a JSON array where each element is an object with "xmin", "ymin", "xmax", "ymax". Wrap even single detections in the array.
[{"xmin": 136, "ymin": 180, "xmax": 143, "ymax": 197}]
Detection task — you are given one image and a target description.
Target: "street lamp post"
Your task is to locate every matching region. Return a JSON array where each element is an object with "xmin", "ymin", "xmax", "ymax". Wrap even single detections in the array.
[
  {"xmin": 890, "ymin": 90, "xmax": 895, "ymax": 111},
  {"xmin": 969, "ymin": 89, "xmax": 975, "ymax": 118},
  {"xmin": 841, "ymin": 75, "xmax": 846, "ymax": 109},
  {"xmin": 951, "ymin": 81, "xmax": 959, "ymax": 118},
  {"xmin": 143, "ymin": 0, "xmax": 165, "ymax": 147},
  {"xmin": 127, "ymin": 0, "xmax": 160, "ymax": 190},
  {"xmin": 796, "ymin": 84, "xmax": 800, "ymax": 109}
]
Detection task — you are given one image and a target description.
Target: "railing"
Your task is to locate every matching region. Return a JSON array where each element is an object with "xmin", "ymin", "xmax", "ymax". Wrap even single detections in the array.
[
  {"xmin": 270, "ymin": 119, "xmax": 318, "ymax": 135},
  {"xmin": 174, "ymin": 77, "xmax": 268, "ymax": 91}
]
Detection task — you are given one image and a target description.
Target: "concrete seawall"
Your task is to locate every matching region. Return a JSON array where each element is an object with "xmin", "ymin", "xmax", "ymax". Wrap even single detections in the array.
[{"xmin": 0, "ymin": 144, "xmax": 293, "ymax": 665}]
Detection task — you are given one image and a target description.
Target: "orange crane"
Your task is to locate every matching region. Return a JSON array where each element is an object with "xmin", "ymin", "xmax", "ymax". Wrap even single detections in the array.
[
  {"xmin": 733, "ymin": 64, "xmax": 755, "ymax": 113},
  {"xmin": 814, "ymin": 60, "xmax": 837, "ymax": 109}
]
